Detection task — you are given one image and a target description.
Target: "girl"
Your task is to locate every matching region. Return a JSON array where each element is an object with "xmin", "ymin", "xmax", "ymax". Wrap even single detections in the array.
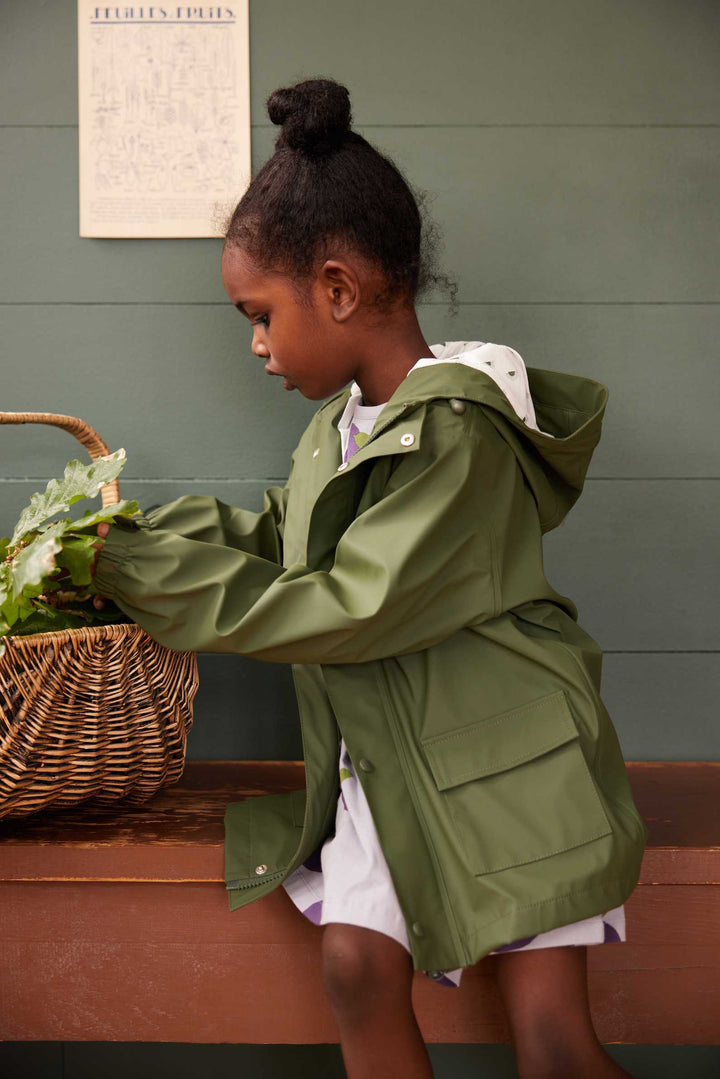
[{"xmin": 92, "ymin": 78, "xmax": 648, "ymax": 1079}]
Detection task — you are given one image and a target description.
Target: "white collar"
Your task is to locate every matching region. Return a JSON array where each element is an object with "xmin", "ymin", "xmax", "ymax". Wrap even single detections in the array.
[
  {"xmin": 335, "ymin": 380, "xmax": 384, "ymax": 435},
  {"xmin": 335, "ymin": 340, "xmax": 553, "ymax": 439}
]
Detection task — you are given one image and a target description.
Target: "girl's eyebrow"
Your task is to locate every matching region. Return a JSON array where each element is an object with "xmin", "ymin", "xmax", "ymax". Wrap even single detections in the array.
[{"xmin": 234, "ymin": 301, "xmax": 251, "ymax": 316}]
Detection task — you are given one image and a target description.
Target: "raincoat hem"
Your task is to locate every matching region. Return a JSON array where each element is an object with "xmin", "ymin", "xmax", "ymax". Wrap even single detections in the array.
[{"xmin": 436, "ymin": 873, "xmax": 642, "ymax": 973}]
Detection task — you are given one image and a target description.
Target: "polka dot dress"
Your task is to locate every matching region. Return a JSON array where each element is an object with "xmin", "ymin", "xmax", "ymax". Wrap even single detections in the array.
[{"xmin": 281, "ymin": 343, "xmax": 627, "ymax": 987}]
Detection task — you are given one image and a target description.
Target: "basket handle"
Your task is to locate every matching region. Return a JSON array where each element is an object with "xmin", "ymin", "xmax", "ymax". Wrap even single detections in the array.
[{"xmin": 0, "ymin": 412, "xmax": 120, "ymax": 507}]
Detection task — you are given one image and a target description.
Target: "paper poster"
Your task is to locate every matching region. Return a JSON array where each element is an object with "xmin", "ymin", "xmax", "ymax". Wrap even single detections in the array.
[{"xmin": 78, "ymin": 3, "xmax": 251, "ymax": 237}]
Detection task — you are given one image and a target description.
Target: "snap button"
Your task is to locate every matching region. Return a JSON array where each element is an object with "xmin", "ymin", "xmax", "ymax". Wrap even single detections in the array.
[
  {"xmin": 449, "ymin": 398, "xmax": 466, "ymax": 414},
  {"xmin": 358, "ymin": 758, "xmax": 374, "ymax": 772},
  {"xmin": 400, "ymin": 432, "xmax": 415, "ymax": 447},
  {"xmin": 411, "ymin": 921, "xmax": 425, "ymax": 938},
  {"xmin": 255, "ymin": 864, "xmax": 268, "ymax": 875},
  {"xmin": 337, "ymin": 461, "xmax": 348, "ymax": 471},
  {"xmin": 313, "ymin": 448, "xmax": 320, "ymax": 458}
]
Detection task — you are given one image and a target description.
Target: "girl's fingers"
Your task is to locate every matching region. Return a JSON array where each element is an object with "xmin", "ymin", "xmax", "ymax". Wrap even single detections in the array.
[
  {"xmin": 91, "ymin": 524, "xmax": 109, "ymax": 567},
  {"xmin": 92, "ymin": 524, "xmax": 109, "ymax": 606}
]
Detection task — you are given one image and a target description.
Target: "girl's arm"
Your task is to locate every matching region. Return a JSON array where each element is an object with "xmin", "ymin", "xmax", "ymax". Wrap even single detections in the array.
[
  {"xmin": 126, "ymin": 484, "xmax": 290, "ymax": 564},
  {"xmin": 118, "ymin": 448, "xmax": 297, "ymax": 564},
  {"xmin": 94, "ymin": 407, "xmax": 527, "ymax": 665}
]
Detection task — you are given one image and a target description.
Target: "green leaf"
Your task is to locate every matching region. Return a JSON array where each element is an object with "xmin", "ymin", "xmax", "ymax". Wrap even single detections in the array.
[
  {"xmin": 0, "ymin": 590, "xmax": 16, "ymax": 628},
  {"xmin": 11, "ymin": 449, "xmax": 128, "ymax": 547},
  {"xmin": 9, "ymin": 599, "xmax": 90, "ymax": 636},
  {"xmin": 8, "ymin": 519, "xmax": 68, "ymax": 600},
  {"xmin": 55, "ymin": 535, "xmax": 98, "ymax": 586},
  {"xmin": 68, "ymin": 499, "xmax": 140, "ymax": 532},
  {"xmin": 1, "ymin": 579, "xmax": 42, "ymax": 632},
  {"xmin": 0, "ymin": 447, "xmax": 143, "ymax": 645},
  {"xmin": 0, "ymin": 593, "xmax": 19, "ymax": 628},
  {"xmin": 9, "ymin": 596, "xmax": 133, "ymax": 637}
]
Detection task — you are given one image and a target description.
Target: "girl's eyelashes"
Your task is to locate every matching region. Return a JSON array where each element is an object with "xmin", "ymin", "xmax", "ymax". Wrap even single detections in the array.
[{"xmin": 252, "ymin": 315, "xmax": 269, "ymax": 327}]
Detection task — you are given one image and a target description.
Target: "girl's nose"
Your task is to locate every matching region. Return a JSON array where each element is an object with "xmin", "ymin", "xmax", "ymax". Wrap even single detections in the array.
[{"xmin": 252, "ymin": 336, "xmax": 270, "ymax": 358}]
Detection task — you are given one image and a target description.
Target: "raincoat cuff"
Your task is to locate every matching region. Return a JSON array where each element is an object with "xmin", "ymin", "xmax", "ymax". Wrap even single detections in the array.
[{"xmin": 94, "ymin": 516, "xmax": 156, "ymax": 599}]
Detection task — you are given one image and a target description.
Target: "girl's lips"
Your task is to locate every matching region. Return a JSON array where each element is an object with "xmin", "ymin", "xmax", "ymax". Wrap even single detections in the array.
[{"xmin": 265, "ymin": 363, "xmax": 296, "ymax": 390}]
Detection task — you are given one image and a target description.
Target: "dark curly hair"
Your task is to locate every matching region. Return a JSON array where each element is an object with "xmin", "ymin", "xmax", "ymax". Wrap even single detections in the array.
[{"xmin": 223, "ymin": 77, "xmax": 458, "ymax": 317}]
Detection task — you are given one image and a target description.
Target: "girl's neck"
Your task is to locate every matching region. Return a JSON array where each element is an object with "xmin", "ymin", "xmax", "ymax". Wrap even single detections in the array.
[{"xmin": 353, "ymin": 314, "xmax": 434, "ymax": 407}]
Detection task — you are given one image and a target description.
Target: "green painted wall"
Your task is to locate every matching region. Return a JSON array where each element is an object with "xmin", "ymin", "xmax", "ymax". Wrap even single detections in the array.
[{"xmin": 1, "ymin": 1, "xmax": 718, "ymax": 1072}]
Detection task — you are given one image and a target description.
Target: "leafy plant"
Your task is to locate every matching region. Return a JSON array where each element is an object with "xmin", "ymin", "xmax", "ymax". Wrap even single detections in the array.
[{"xmin": 0, "ymin": 448, "xmax": 143, "ymax": 657}]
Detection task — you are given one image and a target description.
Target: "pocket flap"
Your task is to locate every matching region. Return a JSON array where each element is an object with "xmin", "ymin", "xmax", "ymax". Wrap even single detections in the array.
[{"xmin": 421, "ymin": 689, "xmax": 578, "ymax": 790}]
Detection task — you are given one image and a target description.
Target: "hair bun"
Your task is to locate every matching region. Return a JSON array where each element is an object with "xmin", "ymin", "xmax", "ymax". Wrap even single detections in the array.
[{"xmin": 267, "ymin": 78, "xmax": 352, "ymax": 155}]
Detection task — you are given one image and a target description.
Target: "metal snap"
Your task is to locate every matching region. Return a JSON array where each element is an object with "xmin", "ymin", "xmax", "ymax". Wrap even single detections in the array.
[
  {"xmin": 313, "ymin": 448, "xmax": 320, "ymax": 458},
  {"xmin": 337, "ymin": 461, "xmax": 348, "ymax": 471},
  {"xmin": 358, "ymin": 758, "xmax": 374, "ymax": 772},
  {"xmin": 400, "ymin": 432, "xmax": 415, "ymax": 446},
  {"xmin": 411, "ymin": 921, "xmax": 425, "ymax": 937},
  {"xmin": 255, "ymin": 864, "xmax": 268, "ymax": 875},
  {"xmin": 449, "ymin": 398, "xmax": 466, "ymax": 414}
]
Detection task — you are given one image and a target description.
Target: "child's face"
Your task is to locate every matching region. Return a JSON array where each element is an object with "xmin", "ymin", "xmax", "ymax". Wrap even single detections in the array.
[{"xmin": 221, "ymin": 244, "xmax": 371, "ymax": 401}]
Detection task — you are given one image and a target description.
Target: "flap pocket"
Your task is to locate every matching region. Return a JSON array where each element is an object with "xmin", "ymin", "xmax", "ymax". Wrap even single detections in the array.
[
  {"xmin": 422, "ymin": 689, "xmax": 577, "ymax": 789},
  {"xmin": 420, "ymin": 689, "xmax": 613, "ymax": 876}
]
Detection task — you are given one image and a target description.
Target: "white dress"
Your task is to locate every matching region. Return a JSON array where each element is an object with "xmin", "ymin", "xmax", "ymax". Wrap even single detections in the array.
[{"xmin": 282, "ymin": 343, "xmax": 626, "ymax": 988}]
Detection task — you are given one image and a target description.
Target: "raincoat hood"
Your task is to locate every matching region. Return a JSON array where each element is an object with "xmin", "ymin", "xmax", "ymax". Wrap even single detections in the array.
[{"xmin": 348, "ymin": 340, "xmax": 609, "ymax": 534}]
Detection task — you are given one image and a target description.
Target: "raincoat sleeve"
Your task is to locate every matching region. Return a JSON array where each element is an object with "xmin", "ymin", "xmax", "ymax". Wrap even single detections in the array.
[
  {"xmin": 130, "ymin": 481, "xmax": 290, "ymax": 565},
  {"xmin": 94, "ymin": 406, "xmax": 514, "ymax": 664}
]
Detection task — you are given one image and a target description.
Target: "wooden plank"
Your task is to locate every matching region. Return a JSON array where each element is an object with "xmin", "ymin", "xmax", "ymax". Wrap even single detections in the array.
[
  {"xmin": 0, "ymin": 762, "xmax": 304, "ymax": 882},
  {"xmin": 1, "ymin": 881, "xmax": 717, "ymax": 947},
  {"xmin": 2, "ymin": 302, "xmax": 718, "ymax": 479},
  {"xmin": 1, "ymin": 884, "xmax": 718, "ymax": 1043},
  {"xmin": 1, "ymin": 764, "xmax": 719, "ymax": 1043},
  {"xmin": 2, "ymin": 0, "xmax": 718, "ymax": 126},
  {"xmin": 624, "ymin": 763, "xmax": 720, "ymax": 851},
  {"xmin": 1, "ymin": 763, "xmax": 718, "ymax": 884},
  {"xmin": 1, "ymin": 127, "xmax": 718, "ymax": 303}
]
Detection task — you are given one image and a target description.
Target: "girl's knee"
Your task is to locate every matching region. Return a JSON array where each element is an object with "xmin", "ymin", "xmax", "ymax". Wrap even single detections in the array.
[{"xmin": 320, "ymin": 923, "xmax": 412, "ymax": 1012}]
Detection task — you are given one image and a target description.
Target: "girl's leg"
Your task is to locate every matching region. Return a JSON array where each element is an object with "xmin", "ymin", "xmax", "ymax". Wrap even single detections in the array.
[
  {"xmin": 321, "ymin": 922, "xmax": 433, "ymax": 1079},
  {"xmin": 494, "ymin": 944, "xmax": 634, "ymax": 1078}
]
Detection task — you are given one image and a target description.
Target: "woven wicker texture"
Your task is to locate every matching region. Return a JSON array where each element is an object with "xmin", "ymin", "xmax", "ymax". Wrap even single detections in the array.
[{"xmin": 0, "ymin": 412, "xmax": 199, "ymax": 820}]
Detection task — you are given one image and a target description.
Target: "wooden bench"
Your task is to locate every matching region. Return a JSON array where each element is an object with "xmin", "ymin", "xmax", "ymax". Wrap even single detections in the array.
[{"xmin": 0, "ymin": 762, "xmax": 718, "ymax": 1045}]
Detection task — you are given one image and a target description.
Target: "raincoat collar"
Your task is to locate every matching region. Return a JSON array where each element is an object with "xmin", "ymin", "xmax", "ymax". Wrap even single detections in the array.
[
  {"xmin": 329, "ymin": 340, "xmax": 605, "ymax": 437},
  {"xmin": 321, "ymin": 340, "xmax": 610, "ymax": 533}
]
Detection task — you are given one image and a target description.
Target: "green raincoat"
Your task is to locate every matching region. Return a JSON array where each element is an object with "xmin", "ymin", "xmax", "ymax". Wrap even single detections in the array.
[{"xmin": 94, "ymin": 345, "xmax": 649, "ymax": 973}]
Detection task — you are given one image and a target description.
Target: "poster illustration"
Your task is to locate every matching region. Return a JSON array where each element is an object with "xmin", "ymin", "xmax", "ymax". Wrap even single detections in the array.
[{"xmin": 78, "ymin": 4, "xmax": 250, "ymax": 237}]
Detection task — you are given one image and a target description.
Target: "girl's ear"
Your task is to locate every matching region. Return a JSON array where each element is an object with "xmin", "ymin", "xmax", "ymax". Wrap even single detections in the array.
[{"xmin": 317, "ymin": 259, "xmax": 361, "ymax": 323}]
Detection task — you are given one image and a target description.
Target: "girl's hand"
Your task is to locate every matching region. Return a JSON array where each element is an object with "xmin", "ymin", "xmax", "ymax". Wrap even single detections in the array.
[{"xmin": 91, "ymin": 522, "xmax": 110, "ymax": 609}]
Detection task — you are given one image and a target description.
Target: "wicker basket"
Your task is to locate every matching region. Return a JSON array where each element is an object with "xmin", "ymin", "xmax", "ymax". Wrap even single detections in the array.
[{"xmin": 0, "ymin": 411, "xmax": 199, "ymax": 820}]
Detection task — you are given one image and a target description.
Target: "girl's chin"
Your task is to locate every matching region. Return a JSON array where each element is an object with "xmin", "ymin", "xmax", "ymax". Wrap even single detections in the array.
[{"xmin": 282, "ymin": 378, "xmax": 344, "ymax": 401}]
